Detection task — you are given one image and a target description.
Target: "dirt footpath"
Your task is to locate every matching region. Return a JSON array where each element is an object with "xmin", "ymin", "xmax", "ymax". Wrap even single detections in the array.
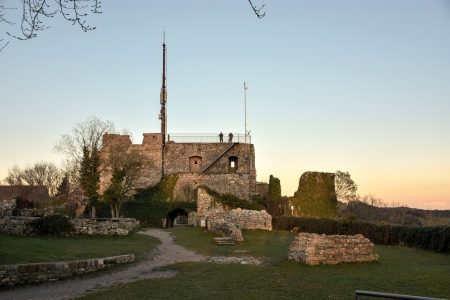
[{"xmin": 0, "ymin": 229, "xmax": 207, "ymax": 300}]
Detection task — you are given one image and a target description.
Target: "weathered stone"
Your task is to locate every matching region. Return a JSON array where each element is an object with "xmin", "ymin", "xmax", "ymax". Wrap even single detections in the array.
[
  {"xmin": 197, "ymin": 188, "xmax": 272, "ymax": 232},
  {"xmin": 209, "ymin": 222, "xmax": 244, "ymax": 242},
  {"xmin": 0, "ymin": 217, "xmax": 139, "ymax": 236},
  {"xmin": 0, "ymin": 254, "xmax": 134, "ymax": 287},
  {"xmin": 288, "ymin": 233, "xmax": 379, "ymax": 265},
  {"xmin": 99, "ymin": 134, "xmax": 257, "ymax": 201}
]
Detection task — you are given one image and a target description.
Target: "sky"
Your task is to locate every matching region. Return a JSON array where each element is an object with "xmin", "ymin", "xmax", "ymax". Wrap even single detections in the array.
[{"xmin": 0, "ymin": 1, "xmax": 449, "ymax": 209}]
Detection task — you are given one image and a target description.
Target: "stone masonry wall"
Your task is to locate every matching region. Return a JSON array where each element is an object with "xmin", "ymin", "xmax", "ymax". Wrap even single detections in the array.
[
  {"xmin": 70, "ymin": 218, "xmax": 139, "ymax": 235},
  {"xmin": 0, "ymin": 217, "xmax": 139, "ymax": 236},
  {"xmin": 0, "ymin": 217, "xmax": 36, "ymax": 235},
  {"xmin": 0, "ymin": 254, "xmax": 134, "ymax": 287},
  {"xmin": 207, "ymin": 208, "xmax": 272, "ymax": 231},
  {"xmin": 99, "ymin": 133, "xmax": 162, "ymax": 193},
  {"xmin": 99, "ymin": 135, "xmax": 257, "ymax": 201},
  {"xmin": 196, "ymin": 188, "xmax": 272, "ymax": 231},
  {"xmin": 174, "ymin": 173, "xmax": 253, "ymax": 201},
  {"xmin": 165, "ymin": 143, "xmax": 256, "ymax": 199},
  {"xmin": 288, "ymin": 233, "xmax": 379, "ymax": 265}
]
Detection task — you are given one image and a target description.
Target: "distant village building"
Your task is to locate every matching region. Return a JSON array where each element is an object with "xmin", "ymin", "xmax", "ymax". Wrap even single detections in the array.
[
  {"xmin": 99, "ymin": 40, "xmax": 257, "ymax": 202},
  {"xmin": 0, "ymin": 185, "xmax": 50, "ymax": 208}
]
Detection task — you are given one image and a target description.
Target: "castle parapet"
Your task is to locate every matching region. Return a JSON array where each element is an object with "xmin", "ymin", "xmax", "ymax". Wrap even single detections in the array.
[
  {"xmin": 143, "ymin": 133, "xmax": 162, "ymax": 145},
  {"xmin": 102, "ymin": 133, "xmax": 132, "ymax": 148}
]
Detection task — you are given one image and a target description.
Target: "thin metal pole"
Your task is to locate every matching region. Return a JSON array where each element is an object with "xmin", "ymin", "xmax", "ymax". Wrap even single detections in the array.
[{"xmin": 244, "ymin": 82, "xmax": 248, "ymax": 143}]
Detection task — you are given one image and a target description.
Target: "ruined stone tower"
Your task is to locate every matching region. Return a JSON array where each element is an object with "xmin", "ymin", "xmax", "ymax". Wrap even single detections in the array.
[{"xmin": 100, "ymin": 40, "xmax": 257, "ymax": 201}]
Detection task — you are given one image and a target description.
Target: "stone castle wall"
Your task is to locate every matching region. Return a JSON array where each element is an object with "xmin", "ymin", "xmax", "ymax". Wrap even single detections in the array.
[
  {"xmin": 0, "ymin": 254, "xmax": 134, "ymax": 287},
  {"xmin": 288, "ymin": 233, "xmax": 379, "ymax": 265},
  {"xmin": 99, "ymin": 133, "xmax": 257, "ymax": 201},
  {"xmin": 99, "ymin": 133, "xmax": 163, "ymax": 193},
  {"xmin": 174, "ymin": 173, "xmax": 254, "ymax": 201}
]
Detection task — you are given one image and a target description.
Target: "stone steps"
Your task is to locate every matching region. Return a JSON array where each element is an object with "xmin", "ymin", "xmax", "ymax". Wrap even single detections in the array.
[{"xmin": 213, "ymin": 237, "xmax": 236, "ymax": 245}]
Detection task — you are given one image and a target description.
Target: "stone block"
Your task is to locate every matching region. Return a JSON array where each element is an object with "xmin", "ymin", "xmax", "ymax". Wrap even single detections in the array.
[{"xmin": 288, "ymin": 233, "xmax": 379, "ymax": 265}]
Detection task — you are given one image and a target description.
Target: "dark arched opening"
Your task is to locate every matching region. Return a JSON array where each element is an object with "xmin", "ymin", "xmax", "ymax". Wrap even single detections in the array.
[{"xmin": 166, "ymin": 208, "xmax": 188, "ymax": 228}]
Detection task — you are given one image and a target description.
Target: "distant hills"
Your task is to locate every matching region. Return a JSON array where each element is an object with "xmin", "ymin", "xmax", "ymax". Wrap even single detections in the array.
[{"xmin": 338, "ymin": 201, "xmax": 450, "ymax": 226}]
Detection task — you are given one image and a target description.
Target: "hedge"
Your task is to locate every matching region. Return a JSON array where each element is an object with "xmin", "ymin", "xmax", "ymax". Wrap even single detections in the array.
[
  {"xmin": 273, "ymin": 216, "xmax": 450, "ymax": 253},
  {"xmin": 31, "ymin": 215, "xmax": 73, "ymax": 236}
]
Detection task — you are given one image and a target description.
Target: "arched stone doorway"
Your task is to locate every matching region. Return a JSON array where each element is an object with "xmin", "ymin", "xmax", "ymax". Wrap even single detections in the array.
[{"xmin": 166, "ymin": 208, "xmax": 188, "ymax": 227}]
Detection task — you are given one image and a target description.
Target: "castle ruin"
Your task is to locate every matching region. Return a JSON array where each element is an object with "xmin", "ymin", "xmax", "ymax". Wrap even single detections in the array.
[{"xmin": 99, "ymin": 40, "xmax": 257, "ymax": 204}]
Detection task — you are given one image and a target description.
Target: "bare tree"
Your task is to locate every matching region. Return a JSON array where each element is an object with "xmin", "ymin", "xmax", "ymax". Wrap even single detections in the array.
[
  {"xmin": 55, "ymin": 116, "xmax": 114, "ymax": 217},
  {"xmin": 4, "ymin": 165, "xmax": 23, "ymax": 185},
  {"xmin": 359, "ymin": 194, "xmax": 385, "ymax": 207},
  {"xmin": 55, "ymin": 116, "xmax": 114, "ymax": 166},
  {"xmin": 1, "ymin": 1, "xmax": 264, "ymax": 52},
  {"xmin": 335, "ymin": 170, "xmax": 358, "ymax": 203},
  {"xmin": 248, "ymin": 0, "xmax": 266, "ymax": 19},
  {"xmin": 4, "ymin": 162, "xmax": 63, "ymax": 196},
  {"xmin": 102, "ymin": 142, "xmax": 146, "ymax": 218}
]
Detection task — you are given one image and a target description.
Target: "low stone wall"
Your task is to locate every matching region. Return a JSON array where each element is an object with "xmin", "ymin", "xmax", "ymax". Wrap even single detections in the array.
[
  {"xmin": 288, "ymin": 233, "xmax": 379, "ymax": 265},
  {"xmin": 0, "ymin": 254, "xmax": 134, "ymax": 287},
  {"xmin": 0, "ymin": 216, "xmax": 36, "ymax": 235},
  {"xmin": 0, "ymin": 217, "xmax": 139, "ymax": 236},
  {"xmin": 70, "ymin": 218, "xmax": 140, "ymax": 236},
  {"xmin": 0, "ymin": 199, "xmax": 16, "ymax": 217},
  {"xmin": 208, "ymin": 208, "xmax": 272, "ymax": 231},
  {"xmin": 197, "ymin": 187, "xmax": 272, "ymax": 231}
]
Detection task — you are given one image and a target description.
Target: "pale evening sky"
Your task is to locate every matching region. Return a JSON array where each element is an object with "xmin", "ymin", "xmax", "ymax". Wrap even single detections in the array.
[{"xmin": 0, "ymin": 1, "xmax": 449, "ymax": 209}]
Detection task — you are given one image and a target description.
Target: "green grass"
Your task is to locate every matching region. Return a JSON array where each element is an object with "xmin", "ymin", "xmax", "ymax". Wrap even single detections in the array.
[
  {"xmin": 0, "ymin": 233, "xmax": 159, "ymax": 265},
  {"xmin": 79, "ymin": 227, "xmax": 450, "ymax": 300},
  {"xmin": 169, "ymin": 227, "xmax": 295, "ymax": 263}
]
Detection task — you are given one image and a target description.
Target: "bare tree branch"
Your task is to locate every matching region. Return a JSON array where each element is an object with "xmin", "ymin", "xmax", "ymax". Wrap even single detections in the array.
[
  {"xmin": 3, "ymin": 0, "xmax": 101, "ymax": 43},
  {"xmin": 248, "ymin": 0, "xmax": 266, "ymax": 19}
]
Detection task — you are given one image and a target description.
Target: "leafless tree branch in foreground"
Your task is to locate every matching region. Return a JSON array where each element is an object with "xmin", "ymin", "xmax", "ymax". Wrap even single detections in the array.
[{"xmin": 248, "ymin": 0, "xmax": 266, "ymax": 19}]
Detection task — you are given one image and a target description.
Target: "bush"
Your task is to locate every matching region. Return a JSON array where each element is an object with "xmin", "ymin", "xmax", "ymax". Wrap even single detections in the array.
[
  {"xmin": 273, "ymin": 216, "xmax": 450, "ymax": 253},
  {"xmin": 122, "ymin": 175, "xmax": 196, "ymax": 227},
  {"xmin": 31, "ymin": 215, "xmax": 73, "ymax": 236}
]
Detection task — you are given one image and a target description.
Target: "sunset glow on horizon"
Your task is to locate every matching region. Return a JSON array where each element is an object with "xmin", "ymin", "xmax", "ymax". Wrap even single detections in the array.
[{"xmin": 1, "ymin": 1, "xmax": 449, "ymax": 209}]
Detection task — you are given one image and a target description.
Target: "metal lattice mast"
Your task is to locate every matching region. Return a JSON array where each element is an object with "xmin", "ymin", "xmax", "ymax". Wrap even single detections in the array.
[{"xmin": 160, "ymin": 33, "xmax": 167, "ymax": 145}]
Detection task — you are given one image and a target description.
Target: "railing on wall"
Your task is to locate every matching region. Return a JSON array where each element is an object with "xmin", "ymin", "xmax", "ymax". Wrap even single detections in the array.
[
  {"xmin": 354, "ymin": 290, "xmax": 446, "ymax": 300},
  {"xmin": 167, "ymin": 133, "xmax": 251, "ymax": 144}
]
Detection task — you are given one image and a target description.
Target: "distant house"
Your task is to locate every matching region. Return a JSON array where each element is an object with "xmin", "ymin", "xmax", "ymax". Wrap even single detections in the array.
[{"xmin": 0, "ymin": 185, "xmax": 50, "ymax": 208}]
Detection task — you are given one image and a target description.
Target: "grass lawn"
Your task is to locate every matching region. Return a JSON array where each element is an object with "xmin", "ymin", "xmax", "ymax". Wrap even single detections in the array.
[
  {"xmin": 79, "ymin": 227, "xmax": 450, "ymax": 300},
  {"xmin": 0, "ymin": 232, "xmax": 159, "ymax": 265}
]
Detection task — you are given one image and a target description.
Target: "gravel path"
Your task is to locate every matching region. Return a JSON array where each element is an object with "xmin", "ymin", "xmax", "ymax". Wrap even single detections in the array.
[{"xmin": 0, "ymin": 229, "xmax": 207, "ymax": 300}]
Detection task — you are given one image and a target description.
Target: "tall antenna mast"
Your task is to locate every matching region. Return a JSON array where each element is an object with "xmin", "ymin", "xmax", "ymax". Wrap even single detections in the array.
[
  {"xmin": 159, "ymin": 32, "xmax": 167, "ymax": 176},
  {"xmin": 160, "ymin": 32, "xmax": 167, "ymax": 145},
  {"xmin": 244, "ymin": 82, "xmax": 248, "ymax": 143}
]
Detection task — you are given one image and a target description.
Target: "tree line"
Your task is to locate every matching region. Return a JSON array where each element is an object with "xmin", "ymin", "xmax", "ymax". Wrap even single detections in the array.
[{"xmin": 3, "ymin": 116, "xmax": 146, "ymax": 218}]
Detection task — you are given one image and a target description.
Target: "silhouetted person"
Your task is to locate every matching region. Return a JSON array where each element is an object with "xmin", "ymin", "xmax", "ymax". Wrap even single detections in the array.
[
  {"xmin": 219, "ymin": 132, "xmax": 224, "ymax": 143},
  {"xmin": 228, "ymin": 132, "xmax": 233, "ymax": 143}
]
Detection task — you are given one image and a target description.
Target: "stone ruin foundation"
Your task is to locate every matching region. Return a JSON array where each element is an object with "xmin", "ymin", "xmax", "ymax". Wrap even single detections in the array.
[{"xmin": 288, "ymin": 233, "xmax": 379, "ymax": 265}]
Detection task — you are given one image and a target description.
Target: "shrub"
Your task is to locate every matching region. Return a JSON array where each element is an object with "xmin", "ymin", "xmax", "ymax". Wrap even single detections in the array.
[
  {"xmin": 31, "ymin": 215, "xmax": 73, "ymax": 236},
  {"xmin": 273, "ymin": 216, "xmax": 450, "ymax": 253},
  {"xmin": 122, "ymin": 175, "xmax": 196, "ymax": 227}
]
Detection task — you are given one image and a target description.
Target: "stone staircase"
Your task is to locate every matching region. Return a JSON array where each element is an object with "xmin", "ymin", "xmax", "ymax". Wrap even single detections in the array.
[
  {"xmin": 213, "ymin": 237, "xmax": 236, "ymax": 245},
  {"xmin": 202, "ymin": 143, "xmax": 236, "ymax": 173}
]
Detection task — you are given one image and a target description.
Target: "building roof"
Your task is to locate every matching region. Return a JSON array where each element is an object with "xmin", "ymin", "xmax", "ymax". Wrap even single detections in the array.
[{"xmin": 0, "ymin": 185, "xmax": 50, "ymax": 206}]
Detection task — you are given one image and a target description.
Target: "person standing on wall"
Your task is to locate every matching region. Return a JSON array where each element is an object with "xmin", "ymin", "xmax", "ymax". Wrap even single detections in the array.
[
  {"xmin": 228, "ymin": 132, "xmax": 233, "ymax": 143},
  {"xmin": 219, "ymin": 132, "xmax": 224, "ymax": 143}
]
